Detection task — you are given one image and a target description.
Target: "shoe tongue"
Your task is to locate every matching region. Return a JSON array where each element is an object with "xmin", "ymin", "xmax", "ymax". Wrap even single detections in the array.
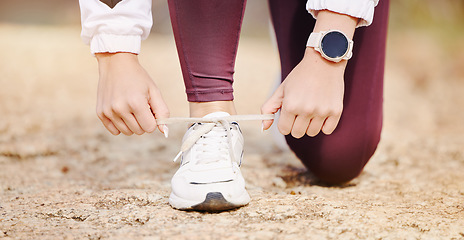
[{"xmin": 202, "ymin": 111, "xmax": 231, "ymax": 119}]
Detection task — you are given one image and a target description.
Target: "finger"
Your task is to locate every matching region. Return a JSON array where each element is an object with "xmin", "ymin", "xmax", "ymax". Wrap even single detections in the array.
[
  {"xmin": 147, "ymin": 87, "xmax": 170, "ymax": 133},
  {"xmin": 98, "ymin": 114, "xmax": 121, "ymax": 135},
  {"xmin": 109, "ymin": 102, "xmax": 139, "ymax": 135},
  {"xmin": 291, "ymin": 115, "xmax": 311, "ymax": 139},
  {"xmin": 113, "ymin": 117, "xmax": 134, "ymax": 136},
  {"xmin": 261, "ymin": 84, "xmax": 284, "ymax": 130},
  {"xmin": 130, "ymin": 100, "xmax": 157, "ymax": 133},
  {"xmin": 322, "ymin": 115, "xmax": 341, "ymax": 135},
  {"xmin": 106, "ymin": 112, "xmax": 134, "ymax": 136},
  {"xmin": 277, "ymin": 109, "xmax": 296, "ymax": 135},
  {"xmin": 97, "ymin": 100, "xmax": 121, "ymax": 135},
  {"xmin": 306, "ymin": 116, "xmax": 325, "ymax": 137},
  {"xmin": 121, "ymin": 113, "xmax": 145, "ymax": 135},
  {"xmin": 261, "ymin": 118, "xmax": 275, "ymax": 132}
]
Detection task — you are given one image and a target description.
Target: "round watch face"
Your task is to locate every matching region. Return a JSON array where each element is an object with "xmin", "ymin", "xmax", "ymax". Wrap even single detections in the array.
[{"xmin": 321, "ymin": 31, "xmax": 349, "ymax": 59}]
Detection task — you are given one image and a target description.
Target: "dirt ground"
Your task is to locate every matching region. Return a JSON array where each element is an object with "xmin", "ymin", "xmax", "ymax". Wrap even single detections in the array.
[{"xmin": 0, "ymin": 23, "xmax": 463, "ymax": 239}]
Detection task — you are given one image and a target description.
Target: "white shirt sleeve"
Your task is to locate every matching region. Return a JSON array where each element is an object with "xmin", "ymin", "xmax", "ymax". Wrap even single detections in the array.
[
  {"xmin": 306, "ymin": 0, "xmax": 380, "ymax": 27},
  {"xmin": 79, "ymin": 0, "xmax": 153, "ymax": 55}
]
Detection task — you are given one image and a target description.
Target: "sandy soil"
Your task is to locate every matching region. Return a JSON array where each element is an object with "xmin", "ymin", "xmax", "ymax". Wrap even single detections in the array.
[{"xmin": 0, "ymin": 24, "xmax": 463, "ymax": 239}]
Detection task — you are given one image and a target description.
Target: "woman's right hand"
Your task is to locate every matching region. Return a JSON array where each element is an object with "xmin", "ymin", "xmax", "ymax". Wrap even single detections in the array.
[{"xmin": 95, "ymin": 52, "xmax": 170, "ymax": 136}]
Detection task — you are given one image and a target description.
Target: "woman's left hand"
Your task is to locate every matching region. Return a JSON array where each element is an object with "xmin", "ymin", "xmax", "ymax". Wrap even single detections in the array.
[{"xmin": 261, "ymin": 48, "xmax": 346, "ymax": 138}]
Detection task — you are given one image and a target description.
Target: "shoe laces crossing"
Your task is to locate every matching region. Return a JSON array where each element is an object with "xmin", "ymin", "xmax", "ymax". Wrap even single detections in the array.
[
  {"xmin": 156, "ymin": 114, "xmax": 274, "ymax": 164},
  {"xmin": 173, "ymin": 120, "xmax": 233, "ymax": 164}
]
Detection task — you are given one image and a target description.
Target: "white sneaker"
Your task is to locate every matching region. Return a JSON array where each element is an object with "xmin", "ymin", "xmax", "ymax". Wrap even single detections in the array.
[{"xmin": 168, "ymin": 112, "xmax": 250, "ymax": 211}]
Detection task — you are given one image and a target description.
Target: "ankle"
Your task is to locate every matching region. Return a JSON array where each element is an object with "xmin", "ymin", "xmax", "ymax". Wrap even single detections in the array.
[{"xmin": 189, "ymin": 101, "xmax": 237, "ymax": 117}]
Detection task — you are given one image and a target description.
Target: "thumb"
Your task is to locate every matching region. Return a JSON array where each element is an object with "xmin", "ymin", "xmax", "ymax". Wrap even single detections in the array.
[
  {"xmin": 261, "ymin": 84, "xmax": 284, "ymax": 130},
  {"xmin": 148, "ymin": 87, "xmax": 170, "ymax": 134}
]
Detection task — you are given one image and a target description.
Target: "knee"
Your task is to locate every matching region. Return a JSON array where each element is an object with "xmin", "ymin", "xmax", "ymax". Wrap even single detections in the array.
[
  {"xmin": 308, "ymin": 156, "xmax": 365, "ymax": 185},
  {"xmin": 286, "ymin": 132, "xmax": 381, "ymax": 185}
]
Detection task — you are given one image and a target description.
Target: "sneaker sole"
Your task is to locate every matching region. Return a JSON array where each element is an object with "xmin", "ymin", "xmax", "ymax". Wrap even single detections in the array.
[{"xmin": 169, "ymin": 191, "xmax": 250, "ymax": 212}]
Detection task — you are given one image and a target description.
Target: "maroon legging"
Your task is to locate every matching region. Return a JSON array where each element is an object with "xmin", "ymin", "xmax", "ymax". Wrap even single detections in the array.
[{"xmin": 168, "ymin": 0, "xmax": 389, "ymax": 184}]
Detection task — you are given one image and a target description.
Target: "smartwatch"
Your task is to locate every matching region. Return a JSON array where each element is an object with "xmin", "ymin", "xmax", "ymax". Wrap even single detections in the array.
[{"xmin": 306, "ymin": 30, "xmax": 353, "ymax": 63}]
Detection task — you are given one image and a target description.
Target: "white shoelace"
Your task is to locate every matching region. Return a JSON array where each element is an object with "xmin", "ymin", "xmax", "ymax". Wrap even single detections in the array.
[{"xmin": 156, "ymin": 114, "xmax": 274, "ymax": 163}]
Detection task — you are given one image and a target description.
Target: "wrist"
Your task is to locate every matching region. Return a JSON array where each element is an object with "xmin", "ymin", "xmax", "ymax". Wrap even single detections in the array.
[
  {"xmin": 308, "ymin": 11, "xmax": 357, "ymax": 64},
  {"xmin": 303, "ymin": 47, "xmax": 347, "ymax": 70},
  {"xmin": 313, "ymin": 10, "xmax": 357, "ymax": 39},
  {"xmin": 96, "ymin": 52, "xmax": 139, "ymax": 66},
  {"xmin": 96, "ymin": 53, "xmax": 140, "ymax": 77}
]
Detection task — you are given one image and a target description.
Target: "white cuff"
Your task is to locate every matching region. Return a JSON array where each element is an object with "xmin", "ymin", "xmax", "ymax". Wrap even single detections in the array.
[
  {"xmin": 90, "ymin": 34, "xmax": 142, "ymax": 55},
  {"xmin": 306, "ymin": 0, "xmax": 379, "ymax": 27}
]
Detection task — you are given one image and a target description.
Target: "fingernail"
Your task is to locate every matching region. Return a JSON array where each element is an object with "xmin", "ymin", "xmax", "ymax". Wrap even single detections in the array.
[
  {"xmin": 261, "ymin": 122, "xmax": 264, "ymax": 133},
  {"xmin": 163, "ymin": 125, "xmax": 169, "ymax": 138}
]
